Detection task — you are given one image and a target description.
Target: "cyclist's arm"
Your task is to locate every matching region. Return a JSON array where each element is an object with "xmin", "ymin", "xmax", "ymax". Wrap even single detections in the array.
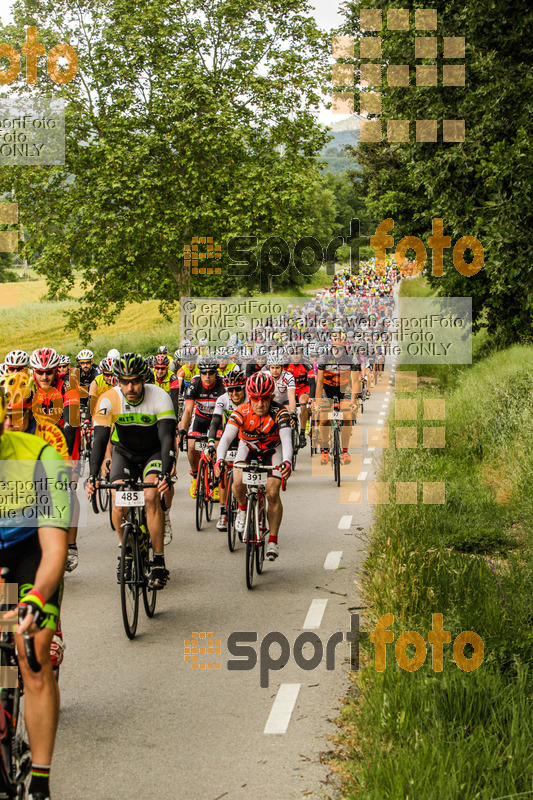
[
  {"xmin": 287, "ymin": 386, "xmax": 296, "ymax": 415},
  {"xmin": 89, "ymin": 425, "xmax": 111, "ymax": 478},
  {"xmin": 208, "ymin": 411, "xmax": 223, "ymax": 443},
  {"xmin": 157, "ymin": 418, "xmax": 177, "ymax": 475},
  {"xmin": 179, "ymin": 399, "xmax": 194, "ymax": 432},
  {"xmin": 216, "ymin": 422, "xmax": 239, "ymax": 461},
  {"xmin": 34, "ymin": 525, "xmax": 69, "ymax": 603},
  {"xmin": 279, "ymin": 424, "xmax": 293, "ymax": 464},
  {"xmin": 315, "ymin": 368, "xmax": 324, "ymax": 401},
  {"xmin": 169, "ymin": 376, "xmax": 180, "ymax": 418}
]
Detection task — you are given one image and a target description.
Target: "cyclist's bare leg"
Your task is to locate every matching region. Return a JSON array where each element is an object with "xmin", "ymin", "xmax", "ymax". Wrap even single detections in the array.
[
  {"xmin": 266, "ymin": 477, "xmax": 282, "ymax": 538},
  {"xmin": 187, "ymin": 439, "xmax": 200, "ymax": 474},
  {"xmin": 111, "ymin": 489, "xmax": 127, "ymax": 542},
  {"xmin": 143, "ymin": 474, "xmax": 174, "ymax": 553},
  {"xmin": 340, "ymin": 399, "xmax": 353, "ymax": 449},
  {"xmin": 15, "ymin": 627, "xmax": 59, "ymax": 766},
  {"xmin": 231, "ymin": 468, "xmax": 247, "ymax": 507},
  {"xmin": 299, "ymin": 393, "xmax": 309, "ymax": 431}
]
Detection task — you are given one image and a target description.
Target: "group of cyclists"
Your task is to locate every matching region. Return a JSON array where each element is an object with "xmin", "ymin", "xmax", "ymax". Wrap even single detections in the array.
[{"xmin": 0, "ymin": 257, "xmax": 403, "ymax": 799}]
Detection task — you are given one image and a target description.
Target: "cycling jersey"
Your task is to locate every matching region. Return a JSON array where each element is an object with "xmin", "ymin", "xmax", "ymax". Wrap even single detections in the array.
[
  {"xmin": 26, "ymin": 416, "xmax": 70, "ymax": 461},
  {"xmin": 152, "ymin": 369, "xmax": 179, "ymax": 393},
  {"xmin": 93, "ymin": 373, "xmax": 115, "ymax": 397},
  {"xmin": 260, "ymin": 368, "xmax": 295, "ymax": 407},
  {"xmin": 217, "ymin": 362, "xmax": 237, "ymax": 377},
  {"xmin": 90, "ymin": 384, "xmax": 176, "ymax": 476},
  {"xmin": 225, "ymin": 401, "xmax": 291, "ymax": 452},
  {"xmin": 177, "ymin": 364, "xmax": 199, "ymax": 388},
  {"xmin": 33, "ymin": 374, "xmax": 80, "ymax": 457},
  {"xmin": 207, "ymin": 391, "xmax": 243, "ymax": 447},
  {"xmin": 184, "ymin": 374, "xmax": 226, "ymax": 423},
  {"xmin": 317, "ymin": 350, "xmax": 357, "ymax": 389},
  {"xmin": 0, "ymin": 431, "xmax": 71, "ymax": 549}
]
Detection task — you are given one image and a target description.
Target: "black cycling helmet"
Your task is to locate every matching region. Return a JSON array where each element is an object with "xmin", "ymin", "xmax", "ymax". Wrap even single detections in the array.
[{"xmin": 113, "ymin": 352, "xmax": 150, "ymax": 380}]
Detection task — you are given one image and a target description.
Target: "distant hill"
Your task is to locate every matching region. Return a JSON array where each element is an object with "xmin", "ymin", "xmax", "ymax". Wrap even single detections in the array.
[{"xmin": 319, "ymin": 117, "xmax": 360, "ymax": 174}]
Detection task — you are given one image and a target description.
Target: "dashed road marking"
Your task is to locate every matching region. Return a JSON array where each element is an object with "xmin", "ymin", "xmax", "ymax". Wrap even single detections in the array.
[
  {"xmin": 324, "ymin": 551, "xmax": 343, "ymax": 570},
  {"xmin": 303, "ymin": 599, "xmax": 328, "ymax": 630},
  {"xmin": 338, "ymin": 515, "xmax": 352, "ymax": 529},
  {"xmin": 264, "ymin": 684, "xmax": 301, "ymax": 735},
  {"xmin": 357, "ymin": 472, "xmax": 368, "ymax": 481}
]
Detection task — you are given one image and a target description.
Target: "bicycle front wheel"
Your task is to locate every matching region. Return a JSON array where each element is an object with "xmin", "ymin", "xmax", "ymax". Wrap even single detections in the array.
[
  {"xmin": 120, "ymin": 525, "xmax": 140, "ymax": 639},
  {"xmin": 226, "ymin": 470, "xmax": 237, "ymax": 552},
  {"xmin": 205, "ymin": 463, "xmax": 214, "ymax": 522},
  {"xmin": 98, "ymin": 476, "xmax": 109, "ymax": 512},
  {"xmin": 196, "ymin": 460, "xmax": 206, "ymax": 531},
  {"xmin": 291, "ymin": 426, "xmax": 298, "ymax": 471},
  {"xmin": 333, "ymin": 427, "xmax": 341, "ymax": 487},
  {"xmin": 142, "ymin": 532, "xmax": 157, "ymax": 618},
  {"xmin": 245, "ymin": 496, "xmax": 256, "ymax": 590},
  {"xmin": 256, "ymin": 498, "xmax": 266, "ymax": 574}
]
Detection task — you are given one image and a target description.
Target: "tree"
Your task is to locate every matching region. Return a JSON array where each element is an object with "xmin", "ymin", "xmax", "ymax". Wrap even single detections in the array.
[
  {"xmin": 0, "ymin": 0, "xmax": 330, "ymax": 340},
  {"xmin": 341, "ymin": 0, "xmax": 533, "ymax": 343}
]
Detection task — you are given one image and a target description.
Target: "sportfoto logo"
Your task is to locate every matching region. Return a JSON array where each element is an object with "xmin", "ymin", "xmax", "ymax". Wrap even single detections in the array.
[
  {"xmin": 333, "ymin": 8, "xmax": 466, "ymax": 142},
  {"xmin": 184, "ymin": 614, "xmax": 484, "ymax": 687},
  {"xmin": 184, "ymin": 237, "xmax": 222, "ymax": 275}
]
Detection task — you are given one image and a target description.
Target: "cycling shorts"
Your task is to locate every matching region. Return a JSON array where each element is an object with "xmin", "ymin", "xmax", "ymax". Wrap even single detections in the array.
[
  {"xmin": 188, "ymin": 416, "xmax": 210, "ymax": 437},
  {"xmin": 295, "ymin": 384, "xmax": 310, "ymax": 401},
  {"xmin": 110, "ymin": 448, "xmax": 162, "ymax": 483},
  {"xmin": 322, "ymin": 384, "xmax": 346, "ymax": 402},
  {"xmin": 0, "ymin": 535, "xmax": 62, "ymax": 631},
  {"xmin": 234, "ymin": 442, "xmax": 283, "ymax": 480}
]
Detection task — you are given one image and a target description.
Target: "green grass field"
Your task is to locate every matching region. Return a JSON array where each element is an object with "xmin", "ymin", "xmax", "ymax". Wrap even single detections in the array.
[{"xmin": 332, "ymin": 345, "xmax": 533, "ymax": 799}]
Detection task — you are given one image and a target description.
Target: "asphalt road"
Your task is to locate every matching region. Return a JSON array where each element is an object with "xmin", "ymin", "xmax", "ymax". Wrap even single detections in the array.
[{"xmin": 52, "ymin": 360, "xmax": 396, "ymax": 800}]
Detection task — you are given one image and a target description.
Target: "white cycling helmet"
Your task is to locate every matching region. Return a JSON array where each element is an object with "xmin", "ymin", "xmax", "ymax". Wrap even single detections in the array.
[
  {"xmin": 267, "ymin": 349, "xmax": 285, "ymax": 366},
  {"xmin": 107, "ymin": 348, "xmax": 120, "ymax": 361},
  {"xmin": 76, "ymin": 349, "xmax": 94, "ymax": 361},
  {"xmin": 4, "ymin": 350, "xmax": 30, "ymax": 368}
]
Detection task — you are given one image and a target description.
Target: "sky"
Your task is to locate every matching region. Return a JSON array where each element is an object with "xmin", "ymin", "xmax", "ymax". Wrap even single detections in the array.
[{"xmin": 0, "ymin": 0, "xmax": 351, "ymax": 125}]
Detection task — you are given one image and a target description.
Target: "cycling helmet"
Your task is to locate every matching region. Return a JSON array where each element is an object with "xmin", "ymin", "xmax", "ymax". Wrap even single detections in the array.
[
  {"xmin": 228, "ymin": 334, "xmax": 238, "ymax": 346},
  {"xmin": 216, "ymin": 347, "xmax": 228, "ymax": 358},
  {"xmin": 0, "ymin": 364, "xmax": 6, "ymax": 377},
  {"xmin": 246, "ymin": 372, "xmax": 275, "ymax": 400},
  {"xmin": 181, "ymin": 339, "xmax": 191, "ymax": 348},
  {"xmin": 267, "ymin": 349, "xmax": 284, "ymax": 366},
  {"xmin": 4, "ymin": 350, "xmax": 29, "ymax": 368},
  {"xmin": 197, "ymin": 355, "xmax": 219, "ymax": 369},
  {"xmin": 223, "ymin": 365, "xmax": 246, "ymax": 389},
  {"xmin": 146, "ymin": 355, "xmax": 155, "ymax": 368},
  {"xmin": 157, "ymin": 345, "xmax": 168, "ymax": 354},
  {"xmin": 30, "ymin": 347, "xmax": 60, "ymax": 370},
  {"xmin": 253, "ymin": 343, "xmax": 267, "ymax": 358},
  {"xmin": 113, "ymin": 352, "xmax": 149, "ymax": 380},
  {"xmin": 59, "ymin": 354, "xmax": 71, "ymax": 366},
  {"xmin": 99, "ymin": 357, "xmax": 114, "ymax": 372},
  {"xmin": 173, "ymin": 349, "xmax": 182, "ymax": 361},
  {"xmin": 107, "ymin": 348, "xmax": 120, "ymax": 360},
  {"xmin": 198, "ymin": 337, "xmax": 209, "ymax": 347},
  {"xmin": 76, "ymin": 349, "xmax": 94, "ymax": 361},
  {"xmin": 154, "ymin": 354, "xmax": 170, "ymax": 367}
]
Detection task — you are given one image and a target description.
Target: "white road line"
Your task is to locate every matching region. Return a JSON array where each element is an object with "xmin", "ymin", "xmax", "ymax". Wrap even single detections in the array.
[
  {"xmin": 338, "ymin": 515, "xmax": 352, "ymax": 529},
  {"xmin": 379, "ymin": 411, "xmax": 386, "ymax": 416},
  {"xmin": 378, "ymin": 419, "xmax": 384, "ymax": 425},
  {"xmin": 324, "ymin": 551, "xmax": 343, "ymax": 570},
  {"xmin": 386, "ymin": 391, "xmax": 390, "ymax": 395},
  {"xmin": 264, "ymin": 684, "xmax": 301, "ymax": 735},
  {"xmin": 303, "ymin": 599, "xmax": 328, "ymax": 630},
  {"xmin": 363, "ymin": 457, "xmax": 372, "ymax": 464},
  {"xmin": 357, "ymin": 472, "xmax": 368, "ymax": 481},
  {"xmin": 368, "ymin": 446, "xmax": 375, "ymax": 452}
]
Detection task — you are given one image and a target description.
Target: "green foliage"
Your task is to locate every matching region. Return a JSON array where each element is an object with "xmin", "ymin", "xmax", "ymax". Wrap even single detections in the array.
[
  {"xmin": 341, "ymin": 0, "xmax": 533, "ymax": 346},
  {"xmin": 0, "ymin": 0, "xmax": 331, "ymax": 340},
  {"xmin": 0, "ymin": 252, "xmax": 17, "ymax": 283}
]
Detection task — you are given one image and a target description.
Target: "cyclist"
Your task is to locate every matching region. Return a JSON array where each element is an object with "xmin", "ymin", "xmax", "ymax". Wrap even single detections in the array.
[
  {"xmin": 88, "ymin": 357, "xmax": 116, "ymax": 406},
  {"xmin": 157, "ymin": 345, "xmax": 168, "ymax": 355},
  {"xmin": 314, "ymin": 328, "xmax": 358, "ymax": 466},
  {"xmin": 245, "ymin": 344, "xmax": 267, "ymax": 378},
  {"xmin": 178, "ymin": 355, "xmax": 225, "ymax": 498},
  {"xmin": 87, "ymin": 354, "xmax": 176, "ymax": 589},
  {"xmin": 75, "ymin": 349, "xmax": 99, "ymax": 415},
  {"xmin": 30, "ymin": 348, "xmax": 81, "ymax": 572},
  {"xmin": 215, "ymin": 372, "xmax": 292, "ymax": 561},
  {"xmin": 152, "ymin": 354, "xmax": 180, "ymax": 417},
  {"xmin": 57, "ymin": 355, "xmax": 71, "ymax": 380},
  {"xmin": 285, "ymin": 345, "xmax": 312, "ymax": 448},
  {"xmin": 0, "ymin": 386, "xmax": 71, "ymax": 800},
  {"xmin": 4, "ymin": 349, "xmax": 30, "ymax": 375},
  {"xmin": 263, "ymin": 350, "xmax": 297, "ymax": 415},
  {"xmin": 215, "ymin": 347, "xmax": 237, "ymax": 377},
  {"xmin": 207, "ymin": 365, "xmax": 247, "ymax": 531},
  {"xmin": 176, "ymin": 356, "xmax": 199, "ymax": 394}
]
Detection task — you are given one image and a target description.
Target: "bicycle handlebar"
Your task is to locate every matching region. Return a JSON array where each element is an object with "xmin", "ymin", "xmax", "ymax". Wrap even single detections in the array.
[{"xmin": 92, "ymin": 479, "xmax": 168, "ymax": 511}]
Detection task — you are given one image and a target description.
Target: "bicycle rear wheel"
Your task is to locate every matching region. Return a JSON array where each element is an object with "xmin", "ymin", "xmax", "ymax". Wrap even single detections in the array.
[
  {"xmin": 120, "ymin": 525, "xmax": 140, "ymax": 639},
  {"xmin": 256, "ymin": 498, "xmax": 266, "ymax": 574},
  {"xmin": 226, "ymin": 470, "xmax": 237, "ymax": 552},
  {"xmin": 196, "ymin": 461, "xmax": 206, "ymax": 531},
  {"xmin": 141, "ymin": 530, "xmax": 157, "ymax": 618},
  {"xmin": 0, "ymin": 652, "xmax": 30, "ymax": 798},
  {"xmin": 205, "ymin": 463, "xmax": 214, "ymax": 522},
  {"xmin": 333, "ymin": 427, "xmax": 341, "ymax": 487},
  {"xmin": 245, "ymin": 497, "xmax": 256, "ymax": 590},
  {"xmin": 97, "ymin": 476, "xmax": 109, "ymax": 512}
]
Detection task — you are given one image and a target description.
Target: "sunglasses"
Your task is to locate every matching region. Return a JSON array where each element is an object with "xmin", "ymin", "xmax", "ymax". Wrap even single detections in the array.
[
  {"xmin": 118, "ymin": 377, "xmax": 143, "ymax": 386},
  {"xmin": 102, "ymin": 372, "xmax": 113, "ymax": 379},
  {"xmin": 34, "ymin": 368, "xmax": 55, "ymax": 376},
  {"xmin": 227, "ymin": 387, "xmax": 243, "ymax": 393},
  {"xmin": 200, "ymin": 369, "xmax": 217, "ymax": 375},
  {"xmin": 7, "ymin": 366, "xmax": 26, "ymax": 372}
]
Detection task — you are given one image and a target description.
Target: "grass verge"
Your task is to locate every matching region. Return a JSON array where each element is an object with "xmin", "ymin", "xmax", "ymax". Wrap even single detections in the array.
[{"xmin": 331, "ymin": 345, "xmax": 533, "ymax": 799}]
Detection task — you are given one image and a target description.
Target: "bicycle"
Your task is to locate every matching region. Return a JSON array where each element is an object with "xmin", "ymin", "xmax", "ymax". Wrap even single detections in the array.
[
  {"xmin": 233, "ymin": 461, "xmax": 281, "ymax": 590},
  {"xmin": 193, "ymin": 437, "xmax": 219, "ymax": 532},
  {"xmin": 78, "ymin": 412, "xmax": 93, "ymax": 476},
  {"xmin": 328, "ymin": 397, "xmax": 343, "ymax": 487},
  {"xmin": 90, "ymin": 479, "xmax": 166, "ymax": 639},
  {"xmin": 0, "ymin": 569, "xmax": 41, "ymax": 799}
]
